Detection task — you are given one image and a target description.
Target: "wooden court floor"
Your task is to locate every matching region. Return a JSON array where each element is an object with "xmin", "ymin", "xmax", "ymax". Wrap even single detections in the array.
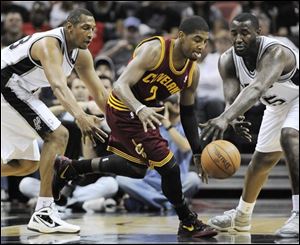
[{"xmin": 1, "ymin": 198, "xmax": 298, "ymax": 244}]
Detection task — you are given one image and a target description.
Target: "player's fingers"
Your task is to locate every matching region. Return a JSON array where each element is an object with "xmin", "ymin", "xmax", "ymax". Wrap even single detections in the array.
[
  {"xmin": 152, "ymin": 106, "xmax": 165, "ymax": 112},
  {"xmin": 89, "ymin": 134, "xmax": 97, "ymax": 146},
  {"xmin": 147, "ymin": 119, "xmax": 156, "ymax": 130},
  {"xmin": 198, "ymin": 122, "xmax": 208, "ymax": 129},
  {"xmin": 94, "ymin": 131, "xmax": 106, "ymax": 143},
  {"xmin": 153, "ymin": 112, "xmax": 166, "ymax": 121},
  {"xmin": 212, "ymin": 129, "xmax": 220, "ymax": 141},
  {"xmin": 201, "ymin": 126, "xmax": 214, "ymax": 141},
  {"xmin": 94, "ymin": 126, "xmax": 109, "ymax": 138},
  {"xmin": 237, "ymin": 115, "xmax": 245, "ymax": 121},
  {"xmin": 150, "ymin": 115, "xmax": 162, "ymax": 126},
  {"xmin": 142, "ymin": 121, "xmax": 148, "ymax": 133}
]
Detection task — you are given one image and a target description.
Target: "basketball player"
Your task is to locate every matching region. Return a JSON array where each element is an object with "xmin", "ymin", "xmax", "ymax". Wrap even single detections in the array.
[
  {"xmin": 1, "ymin": 9, "xmax": 109, "ymax": 233},
  {"xmin": 200, "ymin": 13, "xmax": 299, "ymax": 238},
  {"xmin": 52, "ymin": 16, "xmax": 218, "ymax": 238}
]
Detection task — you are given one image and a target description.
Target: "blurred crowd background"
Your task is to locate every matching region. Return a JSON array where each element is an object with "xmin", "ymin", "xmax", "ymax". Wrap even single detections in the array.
[{"xmin": 1, "ymin": 1, "xmax": 299, "ymax": 213}]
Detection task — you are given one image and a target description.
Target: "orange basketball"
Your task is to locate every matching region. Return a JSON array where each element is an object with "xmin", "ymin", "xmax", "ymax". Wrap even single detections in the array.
[{"xmin": 201, "ymin": 140, "xmax": 241, "ymax": 179}]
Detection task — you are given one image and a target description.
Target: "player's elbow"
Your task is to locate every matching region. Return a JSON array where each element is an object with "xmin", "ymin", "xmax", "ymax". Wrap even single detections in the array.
[{"xmin": 112, "ymin": 82, "xmax": 123, "ymax": 96}]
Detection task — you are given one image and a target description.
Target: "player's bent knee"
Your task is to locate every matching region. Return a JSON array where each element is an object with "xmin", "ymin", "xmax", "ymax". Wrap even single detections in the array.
[
  {"xmin": 128, "ymin": 163, "xmax": 147, "ymax": 178},
  {"xmin": 19, "ymin": 160, "xmax": 39, "ymax": 175},
  {"xmin": 280, "ymin": 127, "xmax": 299, "ymax": 146},
  {"xmin": 45, "ymin": 125, "xmax": 69, "ymax": 145},
  {"xmin": 250, "ymin": 151, "xmax": 282, "ymax": 173},
  {"xmin": 154, "ymin": 156, "xmax": 178, "ymax": 176}
]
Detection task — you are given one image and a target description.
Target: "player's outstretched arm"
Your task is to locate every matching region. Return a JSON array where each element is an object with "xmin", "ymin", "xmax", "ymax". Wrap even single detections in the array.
[
  {"xmin": 75, "ymin": 49, "xmax": 108, "ymax": 114},
  {"xmin": 31, "ymin": 37, "xmax": 108, "ymax": 143}
]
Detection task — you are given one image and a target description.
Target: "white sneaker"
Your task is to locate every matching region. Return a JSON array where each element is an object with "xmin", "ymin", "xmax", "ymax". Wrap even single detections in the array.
[
  {"xmin": 275, "ymin": 211, "xmax": 299, "ymax": 238},
  {"xmin": 208, "ymin": 209, "xmax": 251, "ymax": 232},
  {"xmin": 82, "ymin": 197, "xmax": 105, "ymax": 212},
  {"xmin": 27, "ymin": 203, "xmax": 80, "ymax": 233}
]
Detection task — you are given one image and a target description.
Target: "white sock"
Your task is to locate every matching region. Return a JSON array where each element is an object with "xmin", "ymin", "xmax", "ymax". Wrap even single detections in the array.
[
  {"xmin": 35, "ymin": 197, "xmax": 54, "ymax": 211},
  {"xmin": 292, "ymin": 195, "xmax": 299, "ymax": 212},
  {"xmin": 237, "ymin": 196, "xmax": 255, "ymax": 215}
]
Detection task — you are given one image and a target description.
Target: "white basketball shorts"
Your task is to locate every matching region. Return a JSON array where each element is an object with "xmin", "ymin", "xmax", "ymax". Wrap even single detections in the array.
[
  {"xmin": 1, "ymin": 88, "xmax": 61, "ymax": 163},
  {"xmin": 256, "ymin": 97, "xmax": 299, "ymax": 153}
]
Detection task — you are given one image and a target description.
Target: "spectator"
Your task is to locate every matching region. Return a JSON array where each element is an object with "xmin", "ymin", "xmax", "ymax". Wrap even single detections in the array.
[
  {"xmin": 94, "ymin": 55, "xmax": 116, "ymax": 81},
  {"xmin": 195, "ymin": 38, "xmax": 225, "ymax": 124},
  {"xmin": 100, "ymin": 16, "xmax": 142, "ymax": 78},
  {"xmin": 1, "ymin": 10, "xmax": 25, "ymax": 48},
  {"xmin": 23, "ymin": 1, "xmax": 51, "ymax": 35}
]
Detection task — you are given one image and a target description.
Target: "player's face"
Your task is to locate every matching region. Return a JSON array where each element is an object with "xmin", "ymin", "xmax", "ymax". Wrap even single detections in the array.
[
  {"xmin": 230, "ymin": 20, "xmax": 258, "ymax": 56},
  {"xmin": 181, "ymin": 31, "xmax": 209, "ymax": 61},
  {"xmin": 71, "ymin": 15, "xmax": 96, "ymax": 49}
]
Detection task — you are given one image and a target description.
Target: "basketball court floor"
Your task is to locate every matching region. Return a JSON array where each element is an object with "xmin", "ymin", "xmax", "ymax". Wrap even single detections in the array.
[{"xmin": 1, "ymin": 198, "xmax": 298, "ymax": 244}]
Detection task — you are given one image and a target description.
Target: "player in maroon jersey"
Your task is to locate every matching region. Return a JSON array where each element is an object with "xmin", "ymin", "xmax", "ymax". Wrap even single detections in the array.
[{"xmin": 53, "ymin": 16, "xmax": 218, "ymax": 238}]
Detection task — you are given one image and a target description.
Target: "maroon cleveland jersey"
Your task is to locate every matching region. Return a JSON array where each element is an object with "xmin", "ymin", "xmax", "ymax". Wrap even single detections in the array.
[
  {"xmin": 106, "ymin": 36, "xmax": 197, "ymax": 166},
  {"xmin": 108, "ymin": 36, "xmax": 196, "ymax": 110}
]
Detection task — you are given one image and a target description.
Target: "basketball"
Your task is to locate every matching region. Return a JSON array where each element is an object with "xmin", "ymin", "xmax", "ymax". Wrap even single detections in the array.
[{"xmin": 201, "ymin": 140, "xmax": 241, "ymax": 179}]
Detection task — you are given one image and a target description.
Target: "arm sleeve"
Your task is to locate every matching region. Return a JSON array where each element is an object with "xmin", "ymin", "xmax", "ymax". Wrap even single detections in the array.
[{"xmin": 180, "ymin": 104, "xmax": 202, "ymax": 154}]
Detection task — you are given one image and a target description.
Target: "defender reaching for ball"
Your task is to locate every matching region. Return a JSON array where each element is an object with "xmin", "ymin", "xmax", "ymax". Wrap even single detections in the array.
[
  {"xmin": 52, "ymin": 16, "xmax": 217, "ymax": 238},
  {"xmin": 200, "ymin": 13, "xmax": 299, "ymax": 238}
]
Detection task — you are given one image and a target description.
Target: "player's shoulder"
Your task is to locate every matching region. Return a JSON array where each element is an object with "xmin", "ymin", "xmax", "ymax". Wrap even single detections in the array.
[
  {"xmin": 219, "ymin": 47, "xmax": 234, "ymax": 64},
  {"xmin": 135, "ymin": 37, "xmax": 163, "ymax": 58}
]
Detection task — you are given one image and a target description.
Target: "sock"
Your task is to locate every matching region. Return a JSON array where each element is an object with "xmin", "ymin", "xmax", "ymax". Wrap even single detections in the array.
[
  {"xmin": 292, "ymin": 195, "xmax": 299, "ymax": 212},
  {"xmin": 35, "ymin": 197, "xmax": 54, "ymax": 211},
  {"xmin": 237, "ymin": 196, "xmax": 255, "ymax": 215},
  {"xmin": 71, "ymin": 159, "xmax": 93, "ymax": 175}
]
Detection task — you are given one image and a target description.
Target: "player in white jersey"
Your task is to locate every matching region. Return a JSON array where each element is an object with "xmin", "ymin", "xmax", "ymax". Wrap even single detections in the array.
[
  {"xmin": 199, "ymin": 13, "xmax": 299, "ymax": 238},
  {"xmin": 1, "ymin": 8, "xmax": 109, "ymax": 233}
]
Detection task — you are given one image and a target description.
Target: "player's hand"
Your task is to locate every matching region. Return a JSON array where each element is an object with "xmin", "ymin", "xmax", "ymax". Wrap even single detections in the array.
[
  {"xmin": 199, "ymin": 116, "xmax": 229, "ymax": 141},
  {"xmin": 136, "ymin": 106, "xmax": 165, "ymax": 132},
  {"xmin": 75, "ymin": 114, "xmax": 108, "ymax": 145},
  {"xmin": 193, "ymin": 154, "xmax": 208, "ymax": 184},
  {"xmin": 229, "ymin": 116, "xmax": 252, "ymax": 142}
]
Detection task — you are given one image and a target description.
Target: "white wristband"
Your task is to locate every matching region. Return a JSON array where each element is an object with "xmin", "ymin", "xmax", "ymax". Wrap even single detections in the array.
[{"xmin": 135, "ymin": 105, "xmax": 146, "ymax": 115}]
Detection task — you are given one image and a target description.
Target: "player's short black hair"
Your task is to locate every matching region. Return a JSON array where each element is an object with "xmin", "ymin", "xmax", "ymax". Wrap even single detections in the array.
[
  {"xmin": 66, "ymin": 8, "xmax": 93, "ymax": 25},
  {"xmin": 231, "ymin": 13, "xmax": 259, "ymax": 30},
  {"xmin": 179, "ymin": 16, "xmax": 209, "ymax": 34}
]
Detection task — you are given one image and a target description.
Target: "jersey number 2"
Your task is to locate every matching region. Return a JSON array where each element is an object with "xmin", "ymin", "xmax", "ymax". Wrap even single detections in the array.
[
  {"xmin": 145, "ymin": 86, "xmax": 158, "ymax": 101},
  {"xmin": 9, "ymin": 35, "xmax": 33, "ymax": 50}
]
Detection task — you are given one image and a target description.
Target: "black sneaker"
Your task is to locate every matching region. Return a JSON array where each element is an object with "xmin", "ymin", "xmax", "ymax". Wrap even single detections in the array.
[
  {"xmin": 52, "ymin": 156, "xmax": 78, "ymax": 203},
  {"xmin": 178, "ymin": 212, "xmax": 218, "ymax": 238}
]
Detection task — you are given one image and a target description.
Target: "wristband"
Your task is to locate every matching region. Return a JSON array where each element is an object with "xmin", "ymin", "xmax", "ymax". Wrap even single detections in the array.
[
  {"xmin": 166, "ymin": 125, "xmax": 173, "ymax": 131},
  {"xmin": 135, "ymin": 105, "xmax": 146, "ymax": 115}
]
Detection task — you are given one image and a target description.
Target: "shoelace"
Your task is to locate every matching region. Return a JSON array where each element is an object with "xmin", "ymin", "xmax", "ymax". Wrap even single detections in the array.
[
  {"xmin": 224, "ymin": 209, "xmax": 237, "ymax": 216},
  {"xmin": 285, "ymin": 211, "xmax": 299, "ymax": 224}
]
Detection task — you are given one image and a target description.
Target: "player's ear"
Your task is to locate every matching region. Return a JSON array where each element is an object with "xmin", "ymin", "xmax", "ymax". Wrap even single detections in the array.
[
  {"xmin": 178, "ymin": 31, "xmax": 185, "ymax": 42},
  {"xmin": 256, "ymin": 27, "xmax": 261, "ymax": 35},
  {"xmin": 65, "ymin": 21, "xmax": 73, "ymax": 32}
]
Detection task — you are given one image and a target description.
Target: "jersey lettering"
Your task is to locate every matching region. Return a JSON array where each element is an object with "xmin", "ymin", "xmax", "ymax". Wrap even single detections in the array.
[{"xmin": 9, "ymin": 35, "xmax": 33, "ymax": 50}]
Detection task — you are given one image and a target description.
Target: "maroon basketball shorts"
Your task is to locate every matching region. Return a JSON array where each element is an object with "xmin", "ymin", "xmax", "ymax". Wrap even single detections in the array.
[{"xmin": 106, "ymin": 96, "xmax": 173, "ymax": 168}]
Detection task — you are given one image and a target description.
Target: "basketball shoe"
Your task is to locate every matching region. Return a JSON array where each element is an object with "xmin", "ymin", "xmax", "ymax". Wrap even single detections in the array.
[
  {"xmin": 275, "ymin": 211, "xmax": 299, "ymax": 238},
  {"xmin": 177, "ymin": 212, "xmax": 218, "ymax": 238},
  {"xmin": 207, "ymin": 209, "xmax": 251, "ymax": 232},
  {"xmin": 52, "ymin": 156, "xmax": 78, "ymax": 204},
  {"xmin": 27, "ymin": 203, "xmax": 80, "ymax": 233}
]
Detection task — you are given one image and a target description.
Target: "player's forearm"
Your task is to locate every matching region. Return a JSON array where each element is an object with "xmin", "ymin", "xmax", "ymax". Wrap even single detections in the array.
[
  {"xmin": 91, "ymin": 90, "xmax": 108, "ymax": 114},
  {"xmin": 113, "ymin": 83, "xmax": 144, "ymax": 113},
  {"xmin": 222, "ymin": 86, "xmax": 262, "ymax": 122},
  {"xmin": 52, "ymin": 84, "xmax": 86, "ymax": 119}
]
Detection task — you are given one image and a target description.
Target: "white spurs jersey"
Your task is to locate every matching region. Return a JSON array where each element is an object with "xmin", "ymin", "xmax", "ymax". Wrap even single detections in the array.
[
  {"xmin": 232, "ymin": 36, "xmax": 299, "ymax": 107},
  {"xmin": 1, "ymin": 27, "xmax": 79, "ymax": 93}
]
